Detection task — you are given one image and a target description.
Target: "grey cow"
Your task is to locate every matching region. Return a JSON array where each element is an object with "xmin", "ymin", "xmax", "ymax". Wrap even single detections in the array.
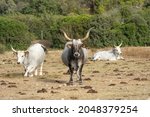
[{"xmin": 61, "ymin": 28, "xmax": 93, "ymax": 85}]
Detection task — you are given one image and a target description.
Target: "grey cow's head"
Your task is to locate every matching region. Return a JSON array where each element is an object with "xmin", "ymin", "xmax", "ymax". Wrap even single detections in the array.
[
  {"xmin": 61, "ymin": 28, "xmax": 93, "ymax": 58},
  {"xmin": 113, "ymin": 42, "xmax": 123, "ymax": 56},
  {"xmin": 11, "ymin": 46, "xmax": 29, "ymax": 64}
]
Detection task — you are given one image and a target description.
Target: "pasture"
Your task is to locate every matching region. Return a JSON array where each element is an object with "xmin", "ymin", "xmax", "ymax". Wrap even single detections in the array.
[{"xmin": 0, "ymin": 47, "xmax": 150, "ymax": 100}]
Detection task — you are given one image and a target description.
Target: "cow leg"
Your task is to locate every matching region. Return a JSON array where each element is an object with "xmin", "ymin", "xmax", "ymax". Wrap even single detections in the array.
[
  {"xmin": 24, "ymin": 66, "xmax": 36, "ymax": 77},
  {"xmin": 24, "ymin": 67, "xmax": 30, "ymax": 77},
  {"xmin": 68, "ymin": 64, "xmax": 73, "ymax": 85},
  {"xmin": 34, "ymin": 68, "xmax": 38, "ymax": 76},
  {"xmin": 77, "ymin": 64, "xmax": 83, "ymax": 85},
  {"xmin": 24, "ymin": 65, "xmax": 34, "ymax": 77},
  {"xmin": 120, "ymin": 56, "xmax": 124, "ymax": 60},
  {"xmin": 66, "ymin": 69, "xmax": 70, "ymax": 74},
  {"xmin": 24, "ymin": 66, "xmax": 27, "ymax": 73},
  {"xmin": 24, "ymin": 70, "xmax": 29, "ymax": 77},
  {"xmin": 29, "ymin": 66, "xmax": 37, "ymax": 77},
  {"xmin": 39, "ymin": 62, "xmax": 43, "ymax": 76},
  {"xmin": 29, "ymin": 73, "xmax": 34, "ymax": 77}
]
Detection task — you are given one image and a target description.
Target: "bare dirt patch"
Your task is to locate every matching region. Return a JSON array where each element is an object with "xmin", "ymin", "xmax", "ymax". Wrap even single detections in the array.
[{"xmin": 0, "ymin": 47, "xmax": 150, "ymax": 100}]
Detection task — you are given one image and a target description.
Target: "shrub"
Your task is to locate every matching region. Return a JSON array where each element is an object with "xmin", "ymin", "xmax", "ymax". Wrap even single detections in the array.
[
  {"xmin": 0, "ymin": 17, "xmax": 34, "ymax": 49},
  {"xmin": 44, "ymin": 14, "xmax": 92, "ymax": 48},
  {"xmin": 121, "ymin": 23, "xmax": 136, "ymax": 38},
  {"xmin": 0, "ymin": 43, "xmax": 6, "ymax": 54},
  {"xmin": 86, "ymin": 15, "xmax": 114, "ymax": 48},
  {"xmin": 3, "ymin": 7, "xmax": 149, "ymax": 49}
]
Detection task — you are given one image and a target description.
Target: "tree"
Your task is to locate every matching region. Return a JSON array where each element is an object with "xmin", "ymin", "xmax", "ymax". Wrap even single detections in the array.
[
  {"xmin": 0, "ymin": 0, "xmax": 8, "ymax": 14},
  {"xmin": 6, "ymin": 0, "xmax": 17, "ymax": 13},
  {"xmin": 0, "ymin": 0, "xmax": 17, "ymax": 14}
]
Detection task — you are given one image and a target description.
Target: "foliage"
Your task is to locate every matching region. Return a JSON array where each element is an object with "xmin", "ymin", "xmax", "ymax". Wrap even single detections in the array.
[
  {"xmin": 0, "ymin": 0, "xmax": 149, "ymax": 49},
  {"xmin": 48, "ymin": 14, "xmax": 92, "ymax": 48},
  {"xmin": 0, "ymin": 17, "xmax": 34, "ymax": 49},
  {"xmin": 0, "ymin": 0, "xmax": 17, "ymax": 14},
  {"xmin": 0, "ymin": 43, "xmax": 6, "ymax": 54}
]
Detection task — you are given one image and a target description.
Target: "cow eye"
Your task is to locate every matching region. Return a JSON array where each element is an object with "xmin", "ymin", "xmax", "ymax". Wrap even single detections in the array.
[{"xmin": 79, "ymin": 44, "xmax": 83, "ymax": 48}]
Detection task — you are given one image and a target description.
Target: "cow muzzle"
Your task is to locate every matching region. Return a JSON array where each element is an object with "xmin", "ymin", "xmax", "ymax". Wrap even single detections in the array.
[
  {"xmin": 74, "ymin": 52, "xmax": 80, "ymax": 57},
  {"xmin": 17, "ymin": 62, "xmax": 20, "ymax": 64}
]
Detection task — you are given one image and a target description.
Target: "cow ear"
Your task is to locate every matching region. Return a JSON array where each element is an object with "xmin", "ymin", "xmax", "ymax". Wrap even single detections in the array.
[
  {"xmin": 67, "ymin": 43, "xmax": 72, "ymax": 48},
  {"xmin": 81, "ymin": 43, "xmax": 85, "ymax": 47},
  {"xmin": 13, "ymin": 51, "xmax": 17, "ymax": 55},
  {"xmin": 24, "ymin": 51, "xmax": 29, "ymax": 57}
]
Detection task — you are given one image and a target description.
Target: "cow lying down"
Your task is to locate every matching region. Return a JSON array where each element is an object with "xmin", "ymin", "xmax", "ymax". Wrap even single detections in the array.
[
  {"xmin": 11, "ymin": 43, "xmax": 47, "ymax": 77},
  {"xmin": 92, "ymin": 42, "xmax": 124, "ymax": 61}
]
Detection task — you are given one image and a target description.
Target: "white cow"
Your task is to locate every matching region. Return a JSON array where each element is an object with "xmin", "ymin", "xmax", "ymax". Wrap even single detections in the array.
[
  {"xmin": 11, "ymin": 43, "xmax": 47, "ymax": 77},
  {"xmin": 92, "ymin": 42, "xmax": 124, "ymax": 61}
]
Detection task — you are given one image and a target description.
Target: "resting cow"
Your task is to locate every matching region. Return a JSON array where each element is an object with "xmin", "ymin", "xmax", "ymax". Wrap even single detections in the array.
[{"xmin": 92, "ymin": 42, "xmax": 124, "ymax": 61}]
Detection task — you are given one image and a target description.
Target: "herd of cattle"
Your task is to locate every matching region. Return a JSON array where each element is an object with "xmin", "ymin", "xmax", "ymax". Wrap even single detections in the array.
[{"xmin": 10, "ymin": 28, "xmax": 124, "ymax": 85}]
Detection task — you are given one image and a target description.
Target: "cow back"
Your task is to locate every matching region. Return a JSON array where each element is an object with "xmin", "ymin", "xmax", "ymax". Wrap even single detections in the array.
[{"xmin": 27, "ymin": 43, "xmax": 46, "ymax": 66}]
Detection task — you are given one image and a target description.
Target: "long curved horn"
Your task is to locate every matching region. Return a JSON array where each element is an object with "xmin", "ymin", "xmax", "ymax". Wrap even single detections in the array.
[
  {"xmin": 65, "ymin": 41, "xmax": 73, "ymax": 47},
  {"xmin": 81, "ymin": 27, "xmax": 94, "ymax": 41},
  {"xmin": 119, "ymin": 41, "xmax": 123, "ymax": 47},
  {"xmin": 11, "ymin": 45, "xmax": 17, "ymax": 53},
  {"xmin": 60, "ymin": 29, "xmax": 72, "ymax": 41}
]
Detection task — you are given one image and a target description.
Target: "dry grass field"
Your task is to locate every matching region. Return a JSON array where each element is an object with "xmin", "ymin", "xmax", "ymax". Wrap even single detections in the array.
[{"xmin": 0, "ymin": 47, "xmax": 150, "ymax": 100}]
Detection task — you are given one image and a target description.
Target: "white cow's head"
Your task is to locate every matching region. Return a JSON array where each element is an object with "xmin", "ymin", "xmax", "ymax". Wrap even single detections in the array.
[
  {"xmin": 113, "ymin": 42, "xmax": 122, "ymax": 55},
  {"xmin": 11, "ymin": 46, "xmax": 29, "ymax": 64}
]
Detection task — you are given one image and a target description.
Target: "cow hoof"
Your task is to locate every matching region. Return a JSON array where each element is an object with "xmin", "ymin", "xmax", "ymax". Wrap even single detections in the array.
[
  {"xmin": 67, "ymin": 81, "xmax": 73, "ymax": 86},
  {"xmin": 79, "ymin": 81, "xmax": 83, "ymax": 85},
  {"xmin": 39, "ymin": 72, "xmax": 42, "ymax": 76},
  {"xmin": 76, "ymin": 80, "xmax": 83, "ymax": 85},
  {"xmin": 29, "ymin": 74, "xmax": 33, "ymax": 77},
  {"xmin": 24, "ymin": 74, "xmax": 28, "ymax": 77},
  {"xmin": 34, "ymin": 73, "xmax": 38, "ymax": 76}
]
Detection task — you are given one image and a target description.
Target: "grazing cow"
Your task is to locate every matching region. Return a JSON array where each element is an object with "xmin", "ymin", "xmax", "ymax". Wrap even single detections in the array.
[
  {"xmin": 11, "ymin": 43, "xmax": 47, "ymax": 77},
  {"xmin": 92, "ymin": 42, "xmax": 124, "ymax": 61},
  {"xmin": 61, "ymin": 28, "xmax": 93, "ymax": 84}
]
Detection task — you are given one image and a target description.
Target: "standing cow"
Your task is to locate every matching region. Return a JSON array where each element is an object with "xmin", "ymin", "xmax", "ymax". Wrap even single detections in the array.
[
  {"xmin": 11, "ymin": 43, "xmax": 47, "ymax": 77},
  {"xmin": 92, "ymin": 42, "xmax": 124, "ymax": 61},
  {"xmin": 61, "ymin": 28, "xmax": 93, "ymax": 85}
]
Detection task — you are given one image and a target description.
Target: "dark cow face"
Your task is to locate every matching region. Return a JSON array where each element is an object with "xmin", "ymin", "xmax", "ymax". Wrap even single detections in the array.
[
  {"xmin": 67, "ymin": 39, "xmax": 83, "ymax": 58},
  {"xmin": 61, "ymin": 27, "xmax": 93, "ymax": 58},
  {"xmin": 72, "ymin": 39, "xmax": 83, "ymax": 58}
]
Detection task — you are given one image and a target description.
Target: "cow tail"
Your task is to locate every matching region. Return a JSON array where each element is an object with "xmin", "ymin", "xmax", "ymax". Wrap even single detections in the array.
[{"xmin": 41, "ymin": 45, "xmax": 48, "ymax": 54}]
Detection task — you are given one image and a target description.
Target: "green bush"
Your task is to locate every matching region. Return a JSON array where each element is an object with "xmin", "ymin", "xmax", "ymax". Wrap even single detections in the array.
[
  {"xmin": 8, "ymin": 15, "xmax": 44, "ymax": 39},
  {"xmin": 86, "ymin": 15, "xmax": 114, "ymax": 48},
  {"xmin": 42, "ymin": 14, "xmax": 92, "ymax": 48},
  {"xmin": 121, "ymin": 23, "xmax": 136, "ymax": 44},
  {"xmin": 0, "ymin": 17, "xmax": 34, "ymax": 49},
  {"xmin": 0, "ymin": 43, "xmax": 6, "ymax": 54},
  {"xmin": 3, "ymin": 6, "xmax": 149, "ymax": 49},
  {"xmin": 83, "ymin": 10, "xmax": 149, "ymax": 47},
  {"xmin": 9, "ymin": 14, "xmax": 59, "ymax": 48}
]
